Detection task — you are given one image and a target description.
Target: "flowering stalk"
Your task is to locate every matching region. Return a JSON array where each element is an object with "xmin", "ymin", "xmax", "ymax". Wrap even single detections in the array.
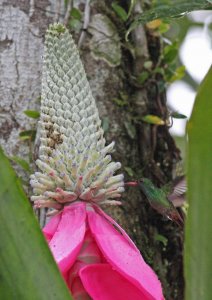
[
  {"xmin": 31, "ymin": 24, "xmax": 164, "ymax": 300},
  {"xmin": 30, "ymin": 24, "xmax": 123, "ymax": 215}
]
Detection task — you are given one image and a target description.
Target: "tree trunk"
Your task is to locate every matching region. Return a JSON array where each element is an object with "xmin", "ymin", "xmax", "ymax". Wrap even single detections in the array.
[{"xmin": 0, "ymin": 1, "xmax": 184, "ymax": 299}]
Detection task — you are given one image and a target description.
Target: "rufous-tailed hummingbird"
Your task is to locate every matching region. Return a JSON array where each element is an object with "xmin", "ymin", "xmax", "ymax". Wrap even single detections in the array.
[{"xmin": 126, "ymin": 177, "xmax": 186, "ymax": 227}]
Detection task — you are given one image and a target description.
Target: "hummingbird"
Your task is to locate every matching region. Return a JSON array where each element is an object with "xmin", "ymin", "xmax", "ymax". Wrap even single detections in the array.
[{"xmin": 126, "ymin": 177, "xmax": 186, "ymax": 227}]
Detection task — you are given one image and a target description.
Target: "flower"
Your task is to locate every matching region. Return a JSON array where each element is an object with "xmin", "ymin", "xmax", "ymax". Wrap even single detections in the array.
[
  {"xmin": 43, "ymin": 202, "xmax": 164, "ymax": 299},
  {"xmin": 30, "ymin": 23, "xmax": 164, "ymax": 299},
  {"xmin": 30, "ymin": 24, "xmax": 124, "ymax": 216}
]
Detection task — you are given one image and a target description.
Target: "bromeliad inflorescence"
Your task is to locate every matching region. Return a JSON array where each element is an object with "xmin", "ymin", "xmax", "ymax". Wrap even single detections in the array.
[
  {"xmin": 30, "ymin": 24, "xmax": 124, "ymax": 216},
  {"xmin": 30, "ymin": 24, "xmax": 164, "ymax": 300}
]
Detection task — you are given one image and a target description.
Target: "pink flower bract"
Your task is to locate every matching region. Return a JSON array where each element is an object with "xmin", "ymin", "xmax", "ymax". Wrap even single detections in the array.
[{"xmin": 43, "ymin": 202, "xmax": 164, "ymax": 300}]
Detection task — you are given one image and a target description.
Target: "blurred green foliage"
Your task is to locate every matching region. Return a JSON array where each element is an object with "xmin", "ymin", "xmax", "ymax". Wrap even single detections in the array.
[
  {"xmin": 126, "ymin": 0, "xmax": 211, "ymax": 38},
  {"xmin": 0, "ymin": 147, "xmax": 72, "ymax": 299},
  {"xmin": 185, "ymin": 67, "xmax": 212, "ymax": 300}
]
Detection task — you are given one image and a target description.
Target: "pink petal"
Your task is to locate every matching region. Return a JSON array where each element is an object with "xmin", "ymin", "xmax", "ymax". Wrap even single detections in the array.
[
  {"xmin": 43, "ymin": 213, "xmax": 62, "ymax": 242},
  {"xmin": 87, "ymin": 210, "xmax": 164, "ymax": 300},
  {"xmin": 80, "ymin": 263, "xmax": 147, "ymax": 300},
  {"xmin": 49, "ymin": 202, "xmax": 86, "ymax": 273},
  {"xmin": 94, "ymin": 205, "xmax": 139, "ymax": 251}
]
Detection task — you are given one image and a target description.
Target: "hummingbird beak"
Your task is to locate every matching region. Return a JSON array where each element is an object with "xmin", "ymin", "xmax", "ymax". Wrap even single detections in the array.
[{"xmin": 125, "ymin": 181, "xmax": 138, "ymax": 187}]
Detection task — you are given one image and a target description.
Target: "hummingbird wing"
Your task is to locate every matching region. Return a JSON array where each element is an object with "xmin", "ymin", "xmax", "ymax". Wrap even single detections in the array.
[
  {"xmin": 167, "ymin": 177, "xmax": 186, "ymax": 226},
  {"xmin": 168, "ymin": 176, "xmax": 187, "ymax": 207}
]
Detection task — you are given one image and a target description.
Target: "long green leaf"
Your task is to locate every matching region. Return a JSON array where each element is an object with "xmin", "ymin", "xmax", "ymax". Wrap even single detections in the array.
[
  {"xmin": 0, "ymin": 147, "xmax": 72, "ymax": 299},
  {"xmin": 24, "ymin": 110, "xmax": 40, "ymax": 119},
  {"xmin": 185, "ymin": 66, "xmax": 212, "ymax": 300},
  {"xmin": 112, "ymin": 2, "xmax": 128, "ymax": 21},
  {"xmin": 126, "ymin": 0, "xmax": 211, "ymax": 39}
]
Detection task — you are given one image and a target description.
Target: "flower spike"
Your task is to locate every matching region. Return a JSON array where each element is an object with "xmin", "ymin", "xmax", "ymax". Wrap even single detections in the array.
[{"xmin": 30, "ymin": 23, "xmax": 124, "ymax": 208}]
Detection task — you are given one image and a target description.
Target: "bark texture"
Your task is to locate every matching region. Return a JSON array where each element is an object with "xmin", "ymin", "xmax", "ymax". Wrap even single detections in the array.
[{"xmin": 0, "ymin": 0, "xmax": 184, "ymax": 299}]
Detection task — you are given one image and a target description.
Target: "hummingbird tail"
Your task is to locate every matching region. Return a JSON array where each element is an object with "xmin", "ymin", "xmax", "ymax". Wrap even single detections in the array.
[{"xmin": 173, "ymin": 211, "xmax": 184, "ymax": 228}]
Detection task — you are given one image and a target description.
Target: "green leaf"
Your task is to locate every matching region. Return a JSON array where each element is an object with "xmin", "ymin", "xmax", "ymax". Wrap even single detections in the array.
[
  {"xmin": 158, "ymin": 21, "xmax": 170, "ymax": 33},
  {"xmin": 70, "ymin": 7, "xmax": 82, "ymax": 20},
  {"xmin": 163, "ymin": 42, "xmax": 179, "ymax": 63},
  {"xmin": 124, "ymin": 166, "xmax": 134, "ymax": 177},
  {"xmin": 171, "ymin": 111, "xmax": 187, "ymax": 119},
  {"xmin": 24, "ymin": 110, "xmax": 40, "ymax": 119},
  {"xmin": 137, "ymin": 71, "xmax": 150, "ymax": 84},
  {"xmin": 0, "ymin": 147, "xmax": 72, "ymax": 299},
  {"xmin": 19, "ymin": 130, "xmax": 36, "ymax": 141},
  {"xmin": 154, "ymin": 234, "xmax": 168, "ymax": 247},
  {"xmin": 185, "ymin": 67, "xmax": 212, "ymax": 300},
  {"xmin": 126, "ymin": 0, "xmax": 211, "ymax": 39},
  {"xmin": 112, "ymin": 2, "xmax": 128, "ymax": 22},
  {"xmin": 112, "ymin": 97, "xmax": 128, "ymax": 107},
  {"xmin": 10, "ymin": 156, "xmax": 31, "ymax": 173},
  {"xmin": 127, "ymin": 0, "xmax": 136, "ymax": 18},
  {"xmin": 168, "ymin": 65, "xmax": 186, "ymax": 82},
  {"xmin": 142, "ymin": 114, "xmax": 165, "ymax": 125},
  {"xmin": 153, "ymin": 67, "xmax": 165, "ymax": 76},
  {"xmin": 69, "ymin": 19, "xmax": 82, "ymax": 32}
]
